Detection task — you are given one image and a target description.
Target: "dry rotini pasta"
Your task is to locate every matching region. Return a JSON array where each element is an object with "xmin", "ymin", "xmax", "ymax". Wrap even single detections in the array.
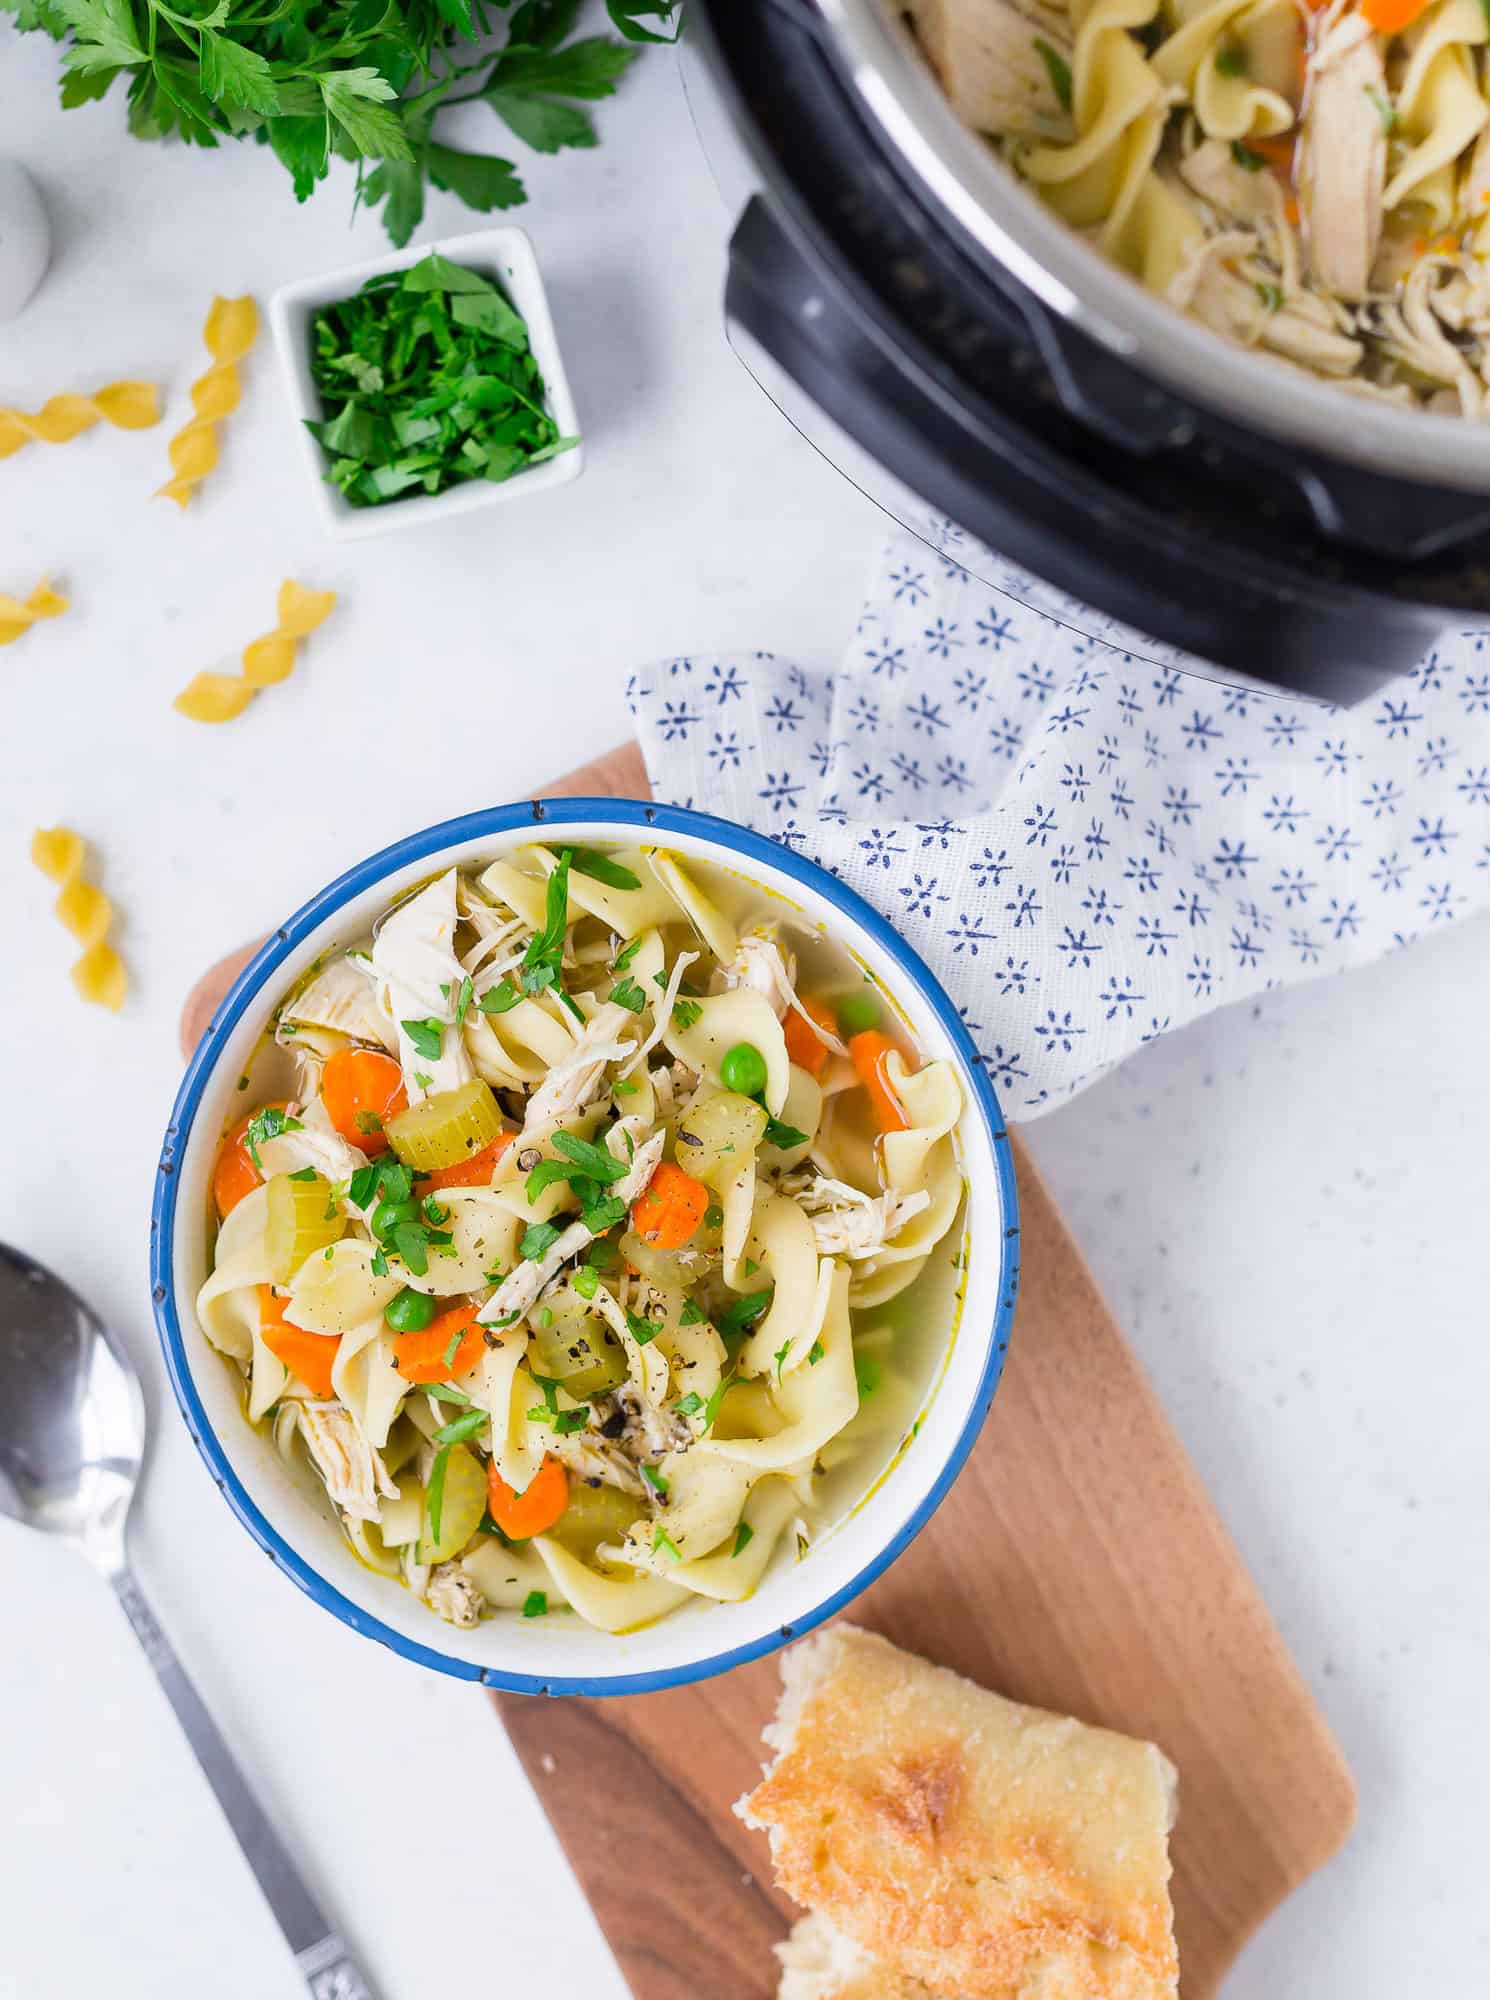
[
  {"xmin": 30, "ymin": 827, "xmax": 128, "ymax": 1010},
  {"xmin": 0, "ymin": 380, "xmax": 160, "ymax": 460},
  {"xmin": 0, "ymin": 578, "xmax": 68, "ymax": 647},
  {"xmin": 155, "ymin": 295, "xmax": 258, "ymax": 508},
  {"xmin": 174, "ymin": 579, "xmax": 337, "ymax": 723}
]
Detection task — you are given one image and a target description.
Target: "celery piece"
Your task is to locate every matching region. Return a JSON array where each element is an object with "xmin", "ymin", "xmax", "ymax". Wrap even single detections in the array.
[
  {"xmin": 385, "ymin": 1079, "xmax": 502, "ymax": 1172},
  {"xmin": 264, "ymin": 1172, "xmax": 346, "ymax": 1283}
]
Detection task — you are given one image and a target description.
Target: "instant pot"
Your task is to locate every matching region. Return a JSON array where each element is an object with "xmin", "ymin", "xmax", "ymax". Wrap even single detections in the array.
[{"xmin": 692, "ymin": 0, "xmax": 1490, "ymax": 703}]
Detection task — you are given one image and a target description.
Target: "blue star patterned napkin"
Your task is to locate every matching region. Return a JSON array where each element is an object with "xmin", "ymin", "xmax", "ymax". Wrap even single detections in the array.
[{"xmin": 626, "ymin": 522, "xmax": 1490, "ymax": 1117}]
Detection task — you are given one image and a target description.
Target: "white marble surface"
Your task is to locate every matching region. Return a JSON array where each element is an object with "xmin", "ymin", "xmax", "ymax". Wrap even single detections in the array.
[{"xmin": 2, "ymin": 24, "xmax": 1486, "ymax": 2000}]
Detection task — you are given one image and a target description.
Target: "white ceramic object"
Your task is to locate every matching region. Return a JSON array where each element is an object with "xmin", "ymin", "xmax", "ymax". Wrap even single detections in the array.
[
  {"xmin": 268, "ymin": 226, "xmax": 583, "ymax": 542},
  {"xmin": 152, "ymin": 802, "xmax": 1017, "ymax": 1695},
  {"xmin": 0, "ymin": 160, "xmax": 50, "ymax": 321}
]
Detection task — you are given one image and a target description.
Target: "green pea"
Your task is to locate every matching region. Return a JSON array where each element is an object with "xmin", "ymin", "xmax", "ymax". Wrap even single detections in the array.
[
  {"xmin": 719, "ymin": 1041, "xmax": 767, "ymax": 1097},
  {"xmin": 384, "ymin": 1285, "xmax": 436, "ymax": 1333},
  {"xmin": 371, "ymin": 1197, "xmax": 420, "ymax": 1241},
  {"xmin": 837, "ymin": 988, "xmax": 881, "ymax": 1036}
]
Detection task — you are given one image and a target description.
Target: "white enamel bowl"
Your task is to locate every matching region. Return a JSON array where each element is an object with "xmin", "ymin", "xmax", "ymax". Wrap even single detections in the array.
[{"xmin": 151, "ymin": 800, "xmax": 1019, "ymax": 1694}]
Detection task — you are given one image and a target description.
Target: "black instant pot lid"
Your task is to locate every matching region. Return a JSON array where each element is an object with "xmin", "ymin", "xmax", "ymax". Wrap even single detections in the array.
[{"xmin": 695, "ymin": 0, "xmax": 1490, "ymax": 704}]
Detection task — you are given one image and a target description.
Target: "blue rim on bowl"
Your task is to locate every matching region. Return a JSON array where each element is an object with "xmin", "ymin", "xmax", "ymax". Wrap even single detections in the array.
[{"xmin": 150, "ymin": 799, "xmax": 1020, "ymax": 1695}]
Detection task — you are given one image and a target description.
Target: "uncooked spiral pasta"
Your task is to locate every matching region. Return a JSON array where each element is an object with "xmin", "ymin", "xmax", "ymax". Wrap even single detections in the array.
[
  {"xmin": 0, "ymin": 578, "xmax": 67, "ymax": 647},
  {"xmin": 0, "ymin": 380, "xmax": 160, "ymax": 460},
  {"xmin": 174, "ymin": 580, "xmax": 337, "ymax": 723},
  {"xmin": 196, "ymin": 843, "xmax": 969, "ymax": 1635},
  {"xmin": 155, "ymin": 295, "xmax": 258, "ymax": 508},
  {"xmin": 30, "ymin": 826, "xmax": 127, "ymax": 1010},
  {"xmin": 908, "ymin": 0, "xmax": 1490, "ymax": 414}
]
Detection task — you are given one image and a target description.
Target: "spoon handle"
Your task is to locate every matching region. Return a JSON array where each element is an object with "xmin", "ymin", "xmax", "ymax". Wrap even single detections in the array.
[{"xmin": 111, "ymin": 1562, "xmax": 380, "ymax": 1999}]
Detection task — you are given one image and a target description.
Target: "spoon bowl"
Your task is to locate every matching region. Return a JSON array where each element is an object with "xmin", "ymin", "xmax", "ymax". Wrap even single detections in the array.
[{"xmin": 0, "ymin": 1243, "xmax": 143, "ymax": 1561}]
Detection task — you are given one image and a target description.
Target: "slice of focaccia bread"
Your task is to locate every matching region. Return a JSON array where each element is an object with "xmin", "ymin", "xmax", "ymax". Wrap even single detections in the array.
[{"xmin": 740, "ymin": 1626, "xmax": 1179, "ymax": 2000}]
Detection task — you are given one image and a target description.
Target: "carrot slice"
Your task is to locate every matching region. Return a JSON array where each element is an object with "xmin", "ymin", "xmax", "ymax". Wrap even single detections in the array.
[
  {"xmin": 394, "ymin": 1298, "xmax": 486, "ymax": 1383},
  {"xmin": 212, "ymin": 1100, "xmax": 287, "ymax": 1218},
  {"xmin": 321, "ymin": 1047, "xmax": 408, "ymax": 1156},
  {"xmin": 421, "ymin": 1130, "xmax": 515, "ymax": 1192},
  {"xmin": 1362, "ymin": 0, "xmax": 1427, "ymax": 29},
  {"xmin": 631, "ymin": 1160, "xmax": 710, "ymax": 1249},
  {"xmin": 258, "ymin": 1285, "xmax": 340, "ymax": 1397},
  {"xmin": 487, "ymin": 1453, "xmax": 569, "ymax": 1540},
  {"xmin": 848, "ymin": 1030, "xmax": 912, "ymax": 1134},
  {"xmin": 783, "ymin": 995, "xmax": 837, "ymax": 1079}
]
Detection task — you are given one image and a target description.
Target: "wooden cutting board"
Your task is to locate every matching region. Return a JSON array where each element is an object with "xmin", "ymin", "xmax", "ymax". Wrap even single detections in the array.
[{"xmin": 182, "ymin": 744, "xmax": 1355, "ymax": 2000}]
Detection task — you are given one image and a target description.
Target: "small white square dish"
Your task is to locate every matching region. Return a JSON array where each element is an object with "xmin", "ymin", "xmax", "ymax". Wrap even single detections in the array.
[{"xmin": 268, "ymin": 225, "xmax": 582, "ymax": 542}]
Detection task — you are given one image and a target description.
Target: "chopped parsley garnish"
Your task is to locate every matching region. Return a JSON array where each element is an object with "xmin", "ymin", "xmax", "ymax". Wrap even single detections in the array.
[
  {"xmin": 479, "ymin": 978, "xmax": 522, "ymax": 1016},
  {"xmin": 702, "ymin": 1375, "xmax": 744, "ymax": 1432},
  {"xmin": 572, "ymin": 1265, "xmax": 600, "ymax": 1300},
  {"xmin": 453, "ymin": 975, "xmax": 474, "ymax": 1027},
  {"xmin": 412, "ymin": 1071, "xmax": 433, "ymax": 1092},
  {"xmin": 580, "ymin": 1192, "xmax": 628, "ymax": 1235},
  {"xmin": 1231, "ymin": 140, "xmax": 1266, "ymax": 171},
  {"xmin": 552, "ymin": 1129, "xmax": 628, "ymax": 1181},
  {"xmin": 773, "ymin": 1338, "xmax": 792, "ymax": 1379},
  {"xmin": 641, "ymin": 1461, "xmax": 670, "ymax": 1497},
  {"xmin": 673, "ymin": 1391, "xmax": 704, "ymax": 1418},
  {"xmin": 426, "ymin": 1444, "xmax": 450, "ymax": 1544},
  {"xmin": 1365, "ymin": 84, "xmax": 1398, "ymax": 133},
  {"xmin": 716, "ymin": 1288, "xmax": 772, "ymax": 1353},
  {"xmin": 585, "ymin": 1238, "xmax": 620, "ymax": 1271},
  {"xmin": 652, "ymin": 1526, "xmax": 680, "ymax": 1562},
  {"xmin": 401, "ymin": 1016, "xmax": 444, "ymax": 1061},
  {"xmin": 244, "ymin": 1106, "xmax": 302, "ymax": 1170},
  {"xmin": 425, "ymin": 1382, "xmax": 476, "ymax": 1407},
  {"xmin": 763, "ymin": 1115, "xmax": 809, "ymax": 1150},
  {"xmin": 433, "ymin": 1407, "xmax": 487, "ymax": 1445},
  {"xmin": 626, "ymin": 1309, "xmax": 660, "ymax": 1347},
  {"xmin": 703, "ymin": 1203, "xmax": 724, "ymax": 1230},
  {"xmin": 522, "ymin": 1590, "xmax": 548, "ymax": 1619},
  {"xmin": 1033, "ymin": 37, "xmax": 1072, "ymax": 112},
  {"xmin": 520, "ymin": 846, "xmax": 573, "ymax": 1001},
  {"xmin": 612, "ymin": 1076, "xmax": 639, "ymax": 1098},
  {"xmin": 1214, "ymin": 43, "xmax": 1246, "ymax": 75},
  {"xmin": 288, "ymin": 1166, "xmax": 318, "ymax": 1182},
  {"xmin": 572, "ymin": 848, "xmax": 642, "ymax": 891},
  {"xmin": 422, "ymin": 1194, "xmax": 450, "ymax": 1225},
  {"xmin": 854, "ymin": 1354, "xmax": 882, "ymax": 1401},
  {"xmin": 612, "ymin": 935, "xmax": 643, "ymax": 972},
  {"xmin": 441, "ymin": 1326, "xmax": 465, "ymax": 1369},
  {"xmin": 808, "ymin": 1340, "xmax": 825, "ymax": 1366},
  {"xmin": 307, "ymin": 255, "xmax": 579, "ymax": 510},
  {"xmin": 553, "ymin": 1407, "xmax": 589, "ymax": 1435},
  {"xmin": 530, "ymin": 1374, "xmax": 561, "ymax": 1416},
  {"xmin": 732, "ymin": 1522, "xmax": 754, "ymax": 1559},
  {"xmin": 354, "ymin": 1110, "xmax": 384, "ymax": 1136},
  {"xmin": 535, "ymin": 1305, "xmax": 554, "ymax": 1329},
  {"xmin": 609, "ymin": 975, "xmax": 646, "ymax": 1013},
  {"xmin": 679, "ymin": 1298, "xmax": 705, "ymax": 1326},
  {"xmin": 520, "ymin": 1220, "xmax": 563, "ymax": 1262},
  {"xmin": 671, "ymin": 998, "xmax": 703, "ymax": 1031}
]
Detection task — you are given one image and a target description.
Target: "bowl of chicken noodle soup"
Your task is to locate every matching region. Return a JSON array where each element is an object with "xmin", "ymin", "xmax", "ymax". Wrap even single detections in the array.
[{"xmin": 153, "ymin": 802, "xmax": 1017, "ymax": 1692}]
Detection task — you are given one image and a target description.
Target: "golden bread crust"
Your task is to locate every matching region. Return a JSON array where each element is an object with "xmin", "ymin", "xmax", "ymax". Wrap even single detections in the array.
[{"xmin": 743, "ymin": 1627, "xmax": 1179, "ymax": 2000}]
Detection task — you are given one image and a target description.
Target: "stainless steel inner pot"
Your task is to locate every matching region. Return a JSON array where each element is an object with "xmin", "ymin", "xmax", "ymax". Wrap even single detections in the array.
[{"xmin": 818, "ymin": 0, "xmax": 1490, "ymax": 494}]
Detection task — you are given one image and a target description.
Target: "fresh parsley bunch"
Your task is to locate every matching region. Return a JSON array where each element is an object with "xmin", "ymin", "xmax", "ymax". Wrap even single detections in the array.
[{"xmin": 2, "ymin": 0, "xmax": 680, "ymax": 246}]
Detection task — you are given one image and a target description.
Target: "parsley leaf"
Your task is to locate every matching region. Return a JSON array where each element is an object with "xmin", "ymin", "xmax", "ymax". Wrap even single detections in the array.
[
  {"xmin": 626, "ymin": 1309, "xmax": 660, "ymax": 1347},
  {"xmin": 479, "ymin": 978, "xmax": 522, "ymax": 1015},
  {"xmin": 570, "ymin": 847, "xmax": 642, "ymax": 890},
  {"xmin": 401, "ymin": 1016, "xmax": 444, "ymax": 1061},
  {"xmin": 732, "ymin": 1521, "xmax": 754, "ymax": 1558},
  {"xmin": 671, "ymin": 998, "xmax": 703, "ymax": 1031},
  {"xmin": 609, "ymin": 975, "xmax": 646, "ymax": 1012},
  {"xmin": 426, "ymin": 1443, "xmax": 450, "ymax": 1545},
  {"xmin": 716, "ymin": 1289, "xmax": 773, "ymax": 1354},
  {"xmin": 522, "ymin": 1589, "xmax": 548, "ymax": 1618},
  {"xmin": 611, "ymin": 936, "xmax": 643, "ymax": 972},
  {"xmin": 520, "ymin": 1220, "xmax": 563, "ymax": 1262},
  {"xmin": 763, "ymin": 1114, "xmax": 810, "ymax": 1151},
  {"xmin": 433, "ymin": 1408, "xmax": 488, "ymax": 1445},
  {"xmin": 673, "ymin": 1391, "xmax": 704, "ymax": 1418},
  {"xmin": 579, "ymin": 1192, "xmax": 628, "ymax": 1235},
  {"xmin": 641, "ymin": 1461, "xmax": 669, "ymax": 1497},
  {"xmin": 551, "ymin": 1129, "xmax": 627, "ymax": 1181},
  {"xmin": 243, "ymin": 1106, "xmax": 301, "ymax": 1170}
]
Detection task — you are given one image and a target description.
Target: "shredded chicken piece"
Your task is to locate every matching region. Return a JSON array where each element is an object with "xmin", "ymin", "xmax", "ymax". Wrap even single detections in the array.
[
  {"xmin": 426, "ymin": 1560, "xmax": 485, "ymax": 1628},
  {"xmin": 781, "ymin": 1171, "xmax": 932, "ymax": 1261},
  {"xmin": 278, "ymin": 955, "xmax": 397, "ymax": 1053},
  {"xmin": 1299, "ymin": 14, "xmax": 1387, "ymax": 299},
  {"xmin": 517, "ymin": 1000, "xmax": 634, "ymax": 1143},
  {"xmin": 551, "ymin": 1439, "xmax": 649, "ymax": 1496},
  {"xmin": 905, "ymin": 0, "xmax": 1073, "ymax": 139},
  {"xmin": 295, "ymin": 1403, "xmax": 397, "ymax": 1523}
]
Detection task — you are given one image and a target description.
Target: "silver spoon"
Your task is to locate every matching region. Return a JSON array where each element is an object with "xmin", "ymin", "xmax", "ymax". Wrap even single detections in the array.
[{"xmin": 0, "ymin": 1241, "xmax": 379, "ymax": 2000}]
